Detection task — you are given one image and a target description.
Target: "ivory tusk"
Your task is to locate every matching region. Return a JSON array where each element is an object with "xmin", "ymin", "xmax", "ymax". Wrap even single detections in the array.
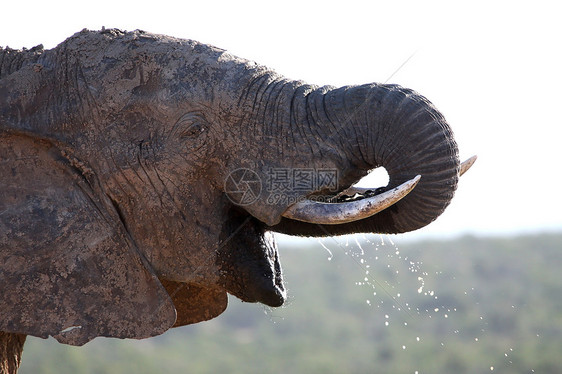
[
  {"xmin": 339, "ymin": 155, "xmax": 476, "ymax": 198},
  {"xmin": 460, "ymin": 155, "xmax": 477, "ymax": 176},
  {"xmin": 282, "ymin": 175, "xmax": 421, "ymax": 225}
]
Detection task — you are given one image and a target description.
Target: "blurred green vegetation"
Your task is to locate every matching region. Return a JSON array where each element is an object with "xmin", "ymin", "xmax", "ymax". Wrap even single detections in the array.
[{"xmin": 19, "ymin": 232, "xmax": 562, "ymax": 373}]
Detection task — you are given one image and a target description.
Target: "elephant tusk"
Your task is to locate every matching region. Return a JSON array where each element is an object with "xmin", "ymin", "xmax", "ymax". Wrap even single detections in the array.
[
  {"xmin": 459, "ymin": 155, "xmax": 477, "ymax": 176},
  {"xmin": 282, "ymin": 175, "xmax": 421, "ymax": 225},
  {"xmin": 338, "ymin": 155, "xmax": 477, "ymax": 198}
]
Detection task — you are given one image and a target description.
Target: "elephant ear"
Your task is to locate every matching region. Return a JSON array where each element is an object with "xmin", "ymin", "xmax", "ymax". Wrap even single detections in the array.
[
  {"xmin": 0, "ymin": 134, "xmax": 176, "ymax": 346},
  {"xmin": 159, "ymin": 280, "xmax": 228, "ymax": 327}
]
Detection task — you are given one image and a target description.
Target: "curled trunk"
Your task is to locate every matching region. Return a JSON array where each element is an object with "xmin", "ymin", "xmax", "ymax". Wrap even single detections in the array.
[{"xmin": 273, "ymin": 83, "xmax": 460, "ymax": 235}]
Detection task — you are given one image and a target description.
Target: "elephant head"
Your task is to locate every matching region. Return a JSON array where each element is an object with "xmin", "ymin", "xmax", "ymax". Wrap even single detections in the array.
[{"xmin": 0, "ymin": 29, "xmax": 472, "ymax": 346}]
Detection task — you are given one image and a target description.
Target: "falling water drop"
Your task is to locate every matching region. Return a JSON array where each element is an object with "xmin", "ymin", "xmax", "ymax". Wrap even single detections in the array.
[{"xmin": 318, "ymin": 239, "xmax": 333, "ymax": 261}]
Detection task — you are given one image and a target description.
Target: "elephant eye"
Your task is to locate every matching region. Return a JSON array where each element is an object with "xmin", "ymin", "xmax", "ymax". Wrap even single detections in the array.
[
  {"xmin": 173, "ymin": 112, "xmax": 209, "ymax": 142},
  {"xmin": 180, "ymin": 121, "xmax": 206, "ymax": 140},
  {"xmin": 173, "ymin": 112, "xmax": 212, "ymax": 155}
]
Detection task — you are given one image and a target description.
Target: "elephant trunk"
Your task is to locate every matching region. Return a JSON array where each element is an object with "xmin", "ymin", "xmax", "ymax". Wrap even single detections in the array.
[{"xmin": 274, "ymin": 83, "xmax": 460, "ymax": 235}]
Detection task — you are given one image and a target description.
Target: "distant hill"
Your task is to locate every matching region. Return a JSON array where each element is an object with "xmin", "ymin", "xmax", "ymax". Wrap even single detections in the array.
[{"xmin": 19, "ymin": 232, "xmax": 562, "ymax": 374}]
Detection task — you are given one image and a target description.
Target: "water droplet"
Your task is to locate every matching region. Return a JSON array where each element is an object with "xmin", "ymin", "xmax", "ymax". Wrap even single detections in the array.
[
  {"xmin": 416, "ymin": 336, "xmax": 420, "ymax": 342},
  {"xmin": 402, "ymin": 345, "xmax": 406, "ymax": 350},
  {"xmin": 318, "ymin": 240, "xmax": 333, "ymax": 260}
]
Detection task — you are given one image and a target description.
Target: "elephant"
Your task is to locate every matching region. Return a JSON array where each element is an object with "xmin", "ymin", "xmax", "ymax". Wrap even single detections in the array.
[{"xmin": 0, "ymin": 28, "xmax": 474, "ymax": 372}]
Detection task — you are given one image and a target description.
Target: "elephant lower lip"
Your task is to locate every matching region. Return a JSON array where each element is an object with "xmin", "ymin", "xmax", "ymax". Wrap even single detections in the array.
[
  {"xmin": 251, "ymin": 281, "xmax": 285, "ymax": 307},
  {"xmin": 236, "ymin": 230, "xmax": 286, "ymax": 307},
  {"xmin": 217, "ymin": 213, "xmax": 286, "ymax": 307}
]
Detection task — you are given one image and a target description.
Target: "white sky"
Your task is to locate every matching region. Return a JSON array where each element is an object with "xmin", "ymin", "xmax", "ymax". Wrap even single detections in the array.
[{"xmin": 2, "ymin": 0, "xmax": 561, "ymax": 240}]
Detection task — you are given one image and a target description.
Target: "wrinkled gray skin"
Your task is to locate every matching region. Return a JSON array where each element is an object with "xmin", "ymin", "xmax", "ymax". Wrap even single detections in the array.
[{"xmin": 0, "ymin": 29, "xmax": 459, "ymax": 371}]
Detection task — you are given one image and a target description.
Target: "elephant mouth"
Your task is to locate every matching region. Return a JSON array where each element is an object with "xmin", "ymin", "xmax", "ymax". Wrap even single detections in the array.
[
  {"xmin": 215, "ymin": 170, "xmax": 412, "ymax": 307},
  {"xmin": 217, "ymin": 157, "xmax": 476, "ymax": 308},
  {"xmin": 216, "ymin": 172, "xmax": 416, "ymax": 307}
]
